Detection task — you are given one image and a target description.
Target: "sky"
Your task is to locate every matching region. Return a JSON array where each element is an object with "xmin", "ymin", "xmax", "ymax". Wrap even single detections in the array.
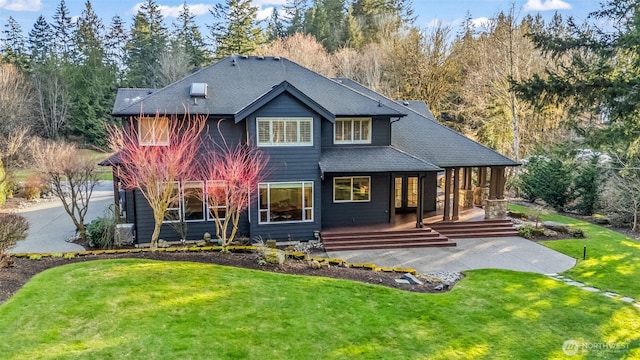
[{"xmin": 0, "ymin": 0, "xmax": 602, "ymax": 37}]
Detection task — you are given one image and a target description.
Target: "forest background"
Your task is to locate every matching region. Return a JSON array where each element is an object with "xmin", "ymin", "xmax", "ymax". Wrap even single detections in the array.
[{"xmin": 1, "ymin": 0, "xmax": 639, "ymax": 228}]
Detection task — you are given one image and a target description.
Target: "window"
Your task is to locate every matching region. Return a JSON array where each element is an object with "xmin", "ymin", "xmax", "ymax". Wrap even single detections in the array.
[
  {"xmin": 334, "ymin": 118, "xmax": 371, "ymax": 144},
  {"xmin": 257, "ymin": 117, "xmax": 312, "ymax": 146},
  {"xmin": 258, "ymin": 182, "xmax": 313, "ymax": 223},
  {"xmin": 334, "ymin": 177, "xmax": 370, "ymax": 202},
  {"xmin": 206, "ymin": 180, "xmax": 227, "ymax": 221},
  {"xmin": 138, "ymin": 116, "xmax": 169, "ymax": 146},
  {"xmin": 163, "ymin": 182, "xmax": 181, "ymax": 222},
  {"xmin": 183, "ymin": 181, "xmax": 205, "ymax": 221}
]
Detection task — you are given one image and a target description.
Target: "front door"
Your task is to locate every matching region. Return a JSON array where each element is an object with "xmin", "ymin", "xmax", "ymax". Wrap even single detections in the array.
[{"xmin": 394, "ymin": 176, "xmax": 419, "ymax": 213}]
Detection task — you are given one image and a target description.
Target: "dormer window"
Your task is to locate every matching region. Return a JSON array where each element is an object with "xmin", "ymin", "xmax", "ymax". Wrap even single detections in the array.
[{"xmin": 334, "ymin": 118, "xmax": 371, "ymax": 144}]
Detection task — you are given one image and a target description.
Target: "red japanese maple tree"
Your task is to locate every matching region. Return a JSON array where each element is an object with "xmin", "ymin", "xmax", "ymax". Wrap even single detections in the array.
[
  {"xmin": 107, "ymin": 110, "xmax": 206, "ymax": 249},
  {"xmin": 200, "ymin": 123, "xmax": 268, "ymax": 251}
]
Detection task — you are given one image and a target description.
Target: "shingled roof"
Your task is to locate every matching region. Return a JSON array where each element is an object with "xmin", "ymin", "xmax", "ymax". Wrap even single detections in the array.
[
  {"xmin": 335, "ymin": 78, "xmax": 518, "ymax": 168},
  {"xmin": 112, "ymin": 55, "xmax": 406, "ymax": 119},
  {"xmin": 319, "ymin": 146, "xmax": 440, "ymax": 176}
]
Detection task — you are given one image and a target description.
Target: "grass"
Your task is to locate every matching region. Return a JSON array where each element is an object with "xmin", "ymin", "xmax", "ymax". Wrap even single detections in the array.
[
  {"xmin": 0, "ymin": 259, "xmax": 639, "ymax": 359},
  {"xmin": 12, "ymin": 149, "xmax": 113, "ymax": 182},
  {"xmin": 510, "ymin": 204, "xmax": 640, "ymax": 299}
]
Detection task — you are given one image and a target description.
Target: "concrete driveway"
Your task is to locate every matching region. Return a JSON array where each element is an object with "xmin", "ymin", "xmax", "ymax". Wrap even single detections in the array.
[
  {"xmin": 325, "ymin": 236, "xmax": 576, "ymax": 274},
  {"xmin": 8, "ymin": 181, "xmax": 114, "ymax": 254}
]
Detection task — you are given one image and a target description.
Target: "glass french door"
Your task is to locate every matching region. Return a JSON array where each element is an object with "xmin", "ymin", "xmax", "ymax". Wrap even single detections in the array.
[{"xmin": 394, "ymin": 176, "xmax": 419, "ymax": 212}]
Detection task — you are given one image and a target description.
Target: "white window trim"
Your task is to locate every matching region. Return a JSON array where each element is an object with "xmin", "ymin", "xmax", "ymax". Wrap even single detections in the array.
[
  {"xmin": 162, "ymin": 181, "xmax": 181, "ymax": 223},
  {"xmin": 182, "ymin": 181, "xmax": 205, "ymax": 222},
  {"xmin": 334, "ymin": 118, "xmax": 372, "ymax": 144},
  {"xmin": 138, "ymin": 116, "xmax": 169, "ymax": 146},
  {"xmin": 206, "ymin": 180, "xmax": 228, "ymax": 221},
  {"xmin": 258, "ymin": 181, "xmax": 314, "ymax": 224},
  {"xmin": 256, "ymin": 117, "xmax": 313, "ymax": 147},
  {"xmin": 333, "ymin": 176, "xmax": 371, "ymax": 203}
]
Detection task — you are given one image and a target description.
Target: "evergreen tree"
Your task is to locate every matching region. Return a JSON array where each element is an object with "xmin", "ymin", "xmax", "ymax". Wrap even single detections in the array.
[
  {"xmin": 351, "ymin": 0, "xmax": 414, "ymax": 44},
  {"xmin": 105, "ymin": 15, "xmax": 128, "ymax": 77},
  {"xmin": 341, "ymin": 4, "xmax": 363, "ymax": 48},
  {"xmin": 266, "ymin": 8, "xmax": 287, "ymax": 41},
  {"xmin": 173, "ymin": 2, "xmax": 210, "ymax": 70},
  {"xmin": 283, "ymin": 0, "xmax": 308, "ymax": 35},
  {"xmin": 515, "ymin": 0, "xmax": 640, "ymax": 156},
  {"xmin": 69, "ymin": 0, "xmax": 117, "ymax": 146},
  {"xmin": 208, "ymin": 0, "xmax": 263, "ymax": 59},
  {"xmin": 124, "ymin": 0, "xmax": 169, "ymax": 88},
  {"xmin": 2, "ymin": 17, "xmax": 29, "ymax": 70},
  {"xmin": 304, "ymin": 1, "xmax": 330, "ymax": 47},
  {"xmin": 52, "ymin": 0, "xmax": 76, "ymax": 60},
  {"xmin": 28, "ymin": 15, "xmax": 54, "ymax": 64}
]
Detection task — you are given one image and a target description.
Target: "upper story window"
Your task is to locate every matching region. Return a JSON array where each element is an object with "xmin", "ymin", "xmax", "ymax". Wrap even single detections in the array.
[
  {"xmin": 334, "ymin": 118, "xmax": 371, "ymax": 144},
  {"xmin": 257, "ymin": 117, "xmax": 313, "ymax": 146},
  {"xmin": 138, "ymin": 116, "xmax": 169, "ymax": 146}
]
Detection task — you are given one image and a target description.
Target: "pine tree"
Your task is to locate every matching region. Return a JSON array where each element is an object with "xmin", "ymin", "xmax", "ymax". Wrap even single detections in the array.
[
  {"xmin": 105, "ymin": 15, "xmax": 128, "ymax": 77},
  {"xmin": 28, "ymin": 15, "xmax": 54, "ymax": 65},
  {"xmin": 52, "ymin": 0, "xmax": 76, "ymax": 60},
  {"xmin": 208, "ymin": 0, "xmax": 263, "ymax": 59},
  {"xmin": 304, "ymin": 1, "xmax": 330, "ymax": 47},
  {"xmin": 124, "ymin": 0, "xmax": 168, "ymax": 88},
  {"xmin": 266, "ymin": 8, "xmax": 287, "ymax": 41},
  {"xmin": 283, "ymin": 0, "xmax": 308, "ymax": 35},
  {"xmin": 2, "ymin": 17, "xmax": 29, "ymax": 70},
  {"xmin": 341, "ymin": 4, "xmax": 363, "ymax": 49},
  {"xmin": 173, "ymin": 2, "xmax": 210, "ymax": 70}
]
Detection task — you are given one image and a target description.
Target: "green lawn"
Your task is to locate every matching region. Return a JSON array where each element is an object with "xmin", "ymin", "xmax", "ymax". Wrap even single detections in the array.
[
  {"xmin": 510, "ymin": 204, "xmax": 640, "ymax": 299},
  {"xmin": 0, "ymin": 259, "xmax": 638, "ymax": 359}
]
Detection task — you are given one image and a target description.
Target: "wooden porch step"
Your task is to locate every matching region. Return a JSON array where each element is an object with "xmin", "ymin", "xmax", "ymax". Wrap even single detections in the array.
[
  {"xmin": 321, "ymin": 229, "xmax": 457, "ymax": 251},
  {"xmin": 429, "ymin": 220, "xmax": 518, "ymax": 239}
]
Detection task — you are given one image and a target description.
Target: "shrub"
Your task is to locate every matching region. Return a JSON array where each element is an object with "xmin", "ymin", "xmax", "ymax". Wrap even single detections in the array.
[
  {"xmin": 518, "ymin": 224, "xmax": 536, "ymax": 239},
  {"xmin": 22, "ymin": 175, "xmax": 44, "ymax": 200},
  {"xmin": 0, "ymin": 159, "xmax": 7, "ymax": 207},
  {"xmin": 87, "ymin": 206, "xmax": 118, "ymax": 249},
  {"xmin": 0, "ymin": 214, "xmax": 29, "ymax": 267},
  {"xmin": 571, "ymin": 157, "xmax": 603, "ymax": 215}
]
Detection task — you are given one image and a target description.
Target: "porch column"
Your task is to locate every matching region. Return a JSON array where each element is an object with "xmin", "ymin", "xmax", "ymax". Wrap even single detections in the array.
[
  {"xmin": 475, "ymin": 167, "xmax": 489, "ymax": 207},
  {"xmin": 452, "ymin": 167, "xmax": 460, "ymax": 221},
  {"xmin": 460, "ymin": 167, "xmax": 474, "ymax": 208},
  {"xmin": 485, "ymin": 166, "xmax": 508, "ymax": 219},
  {"xmin": 443, "ymin": 168, "xmax": 452, "ymax": 221},
  {"xmin": 416, "ymin": 174, "xmax": 425, "ymax": 228},
  {"xmin": 111, "ymin": 167, "xmax": 121, "ymax": 218}
]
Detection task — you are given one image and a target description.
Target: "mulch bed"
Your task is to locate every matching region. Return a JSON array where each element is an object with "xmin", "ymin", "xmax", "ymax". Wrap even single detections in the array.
[{"xmin": 0, "ymin": 250, "xmax": 453, "ymax": 305}]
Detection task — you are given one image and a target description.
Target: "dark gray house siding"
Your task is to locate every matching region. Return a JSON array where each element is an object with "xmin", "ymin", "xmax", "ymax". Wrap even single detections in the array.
[
  {"xmin": 245, "ymin": 92, "xmax": 322, "ymax": 242},
  {"xmin": 321, "ymin": 116, "xmax": 391, "ymax": 147},
  {"xmin": 130, "ymin": 189, "xmax": 250, "ymax": 244},
  {"xmin": 321, "ymin": 173, "xmax": 390, "ymax": 228}
]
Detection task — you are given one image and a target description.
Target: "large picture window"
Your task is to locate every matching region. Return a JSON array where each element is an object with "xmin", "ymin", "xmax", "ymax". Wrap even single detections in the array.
[
  {"xmin": 138, "ymin": 116, "xmax": 169, "ymax": 146},
  {"xmin": 183, "ymin": 181, "xmax": 205, "ymax": 221},
  {"xmin": 334, "ymin": 118, "xmax": 371, "ymax": 144},
  {"xmin": 206, "ymin": 180, "xmax": 227, "ymax": 221},
  {"xmin": 258, "ymin": 182, "xmax": 313, "ymax": 223},
  {"xmin": 334, "ymin": 177, "xmax": 370, "ymax": 202},
  {"xmin": 257, "ymin": 117, "xmax": 312, "ymax": 146}
]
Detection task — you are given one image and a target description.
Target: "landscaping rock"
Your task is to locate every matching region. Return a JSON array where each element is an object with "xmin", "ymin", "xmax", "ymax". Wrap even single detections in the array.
[
  {"xmin": 309, "ymin": 260, "xmax": 321, "ymax": 269},
  {"xmin": 592, "ymin": 214, "xmax": 610, "ymax": 225},
  {"xmin": 157, "ymin": 239, "xmax": 169, "ymax": 248},
  {"xmin": 568, "ymin": 227, "xmax": 585, "ymax": 238},
  {"xmin": 543, "ymin": 229, "xmax": 558, "ymax": 237},
  {"xmin": 394, "ymin": 279, "xmax": 411, "ymax": 285},
  {"xmin": 264, "ymin": 249, "xmax": 285, "ymax": 264},
  {"xmin": 402, "ymin": 273, "xmax": 424, "ymax": 285},
  {"xmin": 203, "ymin": 232, "xmax": 212, "ymax": 242},
  {"xmin": 542, "ymin": 221, "xmax": 570, "ymax": 233}
]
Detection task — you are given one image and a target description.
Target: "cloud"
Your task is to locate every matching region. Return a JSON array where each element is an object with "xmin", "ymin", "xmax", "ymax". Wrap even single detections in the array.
[
  {"xmin": 252, "ymin": 0, "xmax": 288, "ymax": 5},
  {"xmin": 130, "ymin": 3, "xmax": 211, "ymax": 18},
  {"xmin": 0, "ymin": 0, "xmax": 42, "ymax": 11},
  {"xmin": 425, "ymin": 17, "xmax": 490, "ymax": 30},
  {"xmin": 523, "ymin": 0, "xmax": 572, "ymax": 11}
]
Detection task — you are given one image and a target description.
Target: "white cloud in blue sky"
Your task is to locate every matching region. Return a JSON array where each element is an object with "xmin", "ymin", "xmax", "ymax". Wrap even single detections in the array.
[
  {"xmin": 0, "ymin": 0, "xmax": 42, "ymax": 11},
  {"xmin": 523, "ymin": 0, "xmax": 572, "ymax": 11}
]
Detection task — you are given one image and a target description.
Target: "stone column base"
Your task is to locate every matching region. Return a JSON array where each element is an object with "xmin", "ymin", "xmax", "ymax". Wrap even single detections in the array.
[
  {"xmin": 485, "ymin": 199, "xmax": 508, "ymax": 219},
  {"xmin": 459, "ymin": 189, "xmax": 474, "ymax": 208}
]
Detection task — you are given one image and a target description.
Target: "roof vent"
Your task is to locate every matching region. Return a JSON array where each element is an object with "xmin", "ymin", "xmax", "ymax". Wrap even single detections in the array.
[
  {"xmin": 257, "ymin": 55, "xmax": 264, "ymax": 60},
  {"xmin": 241, "ymin": 54, "xmax": 248, "ymax": 59},
  {"xmin": 190, "ymin": 83, "xmax": 208, "ymax": 98},
  {"xmin": 274, "ymin": 56, "xmax": 280, "ymax": 61}
]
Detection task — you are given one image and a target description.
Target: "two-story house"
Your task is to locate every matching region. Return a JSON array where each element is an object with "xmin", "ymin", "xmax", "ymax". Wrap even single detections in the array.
[{"xmin": 105, "ymin": 55, "xmax": 518, "ymax": 246}]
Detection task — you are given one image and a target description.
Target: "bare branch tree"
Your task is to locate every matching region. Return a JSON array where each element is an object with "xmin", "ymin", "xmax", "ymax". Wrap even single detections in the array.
[{"xmin": 32, "ymin": 140, "xmax": 100, "ymax": 239}]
